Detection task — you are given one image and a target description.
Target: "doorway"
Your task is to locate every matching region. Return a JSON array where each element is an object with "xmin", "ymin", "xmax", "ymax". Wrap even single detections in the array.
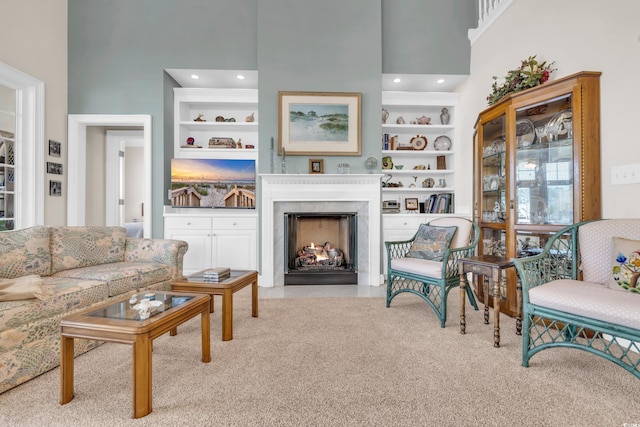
[{"xmin": 67, "ymin": 115, "xmax": 151, "ymax": 237}]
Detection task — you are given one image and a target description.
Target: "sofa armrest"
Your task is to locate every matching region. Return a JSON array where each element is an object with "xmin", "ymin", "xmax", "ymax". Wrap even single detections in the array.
[{"xmin": 124, "ymin": 238, "xmax": 189, "ymax": 280}]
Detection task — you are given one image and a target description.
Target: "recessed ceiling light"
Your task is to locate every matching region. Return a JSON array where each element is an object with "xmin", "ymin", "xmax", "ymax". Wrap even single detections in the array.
[
  {"xmin": 393, "ymin": 78, "xmax": 401, "ymax": 83},
  {"xmin": 190, "ymin": 74, "xmax": 200, "ymax": 80},
  {"xmin": 436, "ymin": 79, "xmax": 445, "ymax": 84},
  {"xmin": 237, "ymin": 74, "xmax": 245, "ymax": 80}
]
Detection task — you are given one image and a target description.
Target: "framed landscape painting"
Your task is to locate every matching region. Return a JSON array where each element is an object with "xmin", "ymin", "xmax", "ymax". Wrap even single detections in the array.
[{"xmin": 278, "ymin": 91, "xmax": 361, "ymax": 156}]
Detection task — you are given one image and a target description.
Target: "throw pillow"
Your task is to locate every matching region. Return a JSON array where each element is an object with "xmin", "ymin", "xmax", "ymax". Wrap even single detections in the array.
[
  {"xmin": 0, "ymin": 275, "xmax": 43, "ymax": 301},
  {"xmin": 610, "ymin": 236, "xmax": 640, "ymax": 293},
  {"xmin": 406, "ymin": 224, "xmax": 457, "ymax": 261}
]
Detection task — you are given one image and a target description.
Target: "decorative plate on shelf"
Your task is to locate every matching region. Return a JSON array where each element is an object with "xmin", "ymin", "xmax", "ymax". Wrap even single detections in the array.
[
  {"xmin": 433, "ymin": 135, "xmax": 452, "ymax": 151},
  {"xmin": 515, "ymin": 118, "xmax": 535, "ymax": 147},
  {"xmin": 410, "ymin": 135, "xmax": 428, "ymax": 150}
]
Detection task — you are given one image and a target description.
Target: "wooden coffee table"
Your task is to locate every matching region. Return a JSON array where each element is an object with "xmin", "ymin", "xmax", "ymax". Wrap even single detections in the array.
[
  {"xmin": 60, "ymin": 291, "xmax": 211, "ymax": 419},
  {"xmin": 171, "ymin": 269, "xmax": 258, "ymax": 341}
]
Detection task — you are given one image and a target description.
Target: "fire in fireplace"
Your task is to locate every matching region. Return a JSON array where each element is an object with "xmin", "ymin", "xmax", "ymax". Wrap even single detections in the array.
[{"xmin": 284, "ymin": 212, "xmax": 357, "ymax": 285}]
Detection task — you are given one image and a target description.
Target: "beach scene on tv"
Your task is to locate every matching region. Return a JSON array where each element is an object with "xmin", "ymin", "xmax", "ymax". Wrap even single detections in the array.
[{"xmin": 171, "ymin": 159, "xmax": 256, "ymax": 209}]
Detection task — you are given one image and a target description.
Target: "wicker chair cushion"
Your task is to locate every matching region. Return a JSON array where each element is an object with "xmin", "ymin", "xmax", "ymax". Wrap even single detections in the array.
[
  {"xmin": 610, "ymin": 237, "xmax": 640, "ymax": 293},
  {"xmin": 406, "ymin": 225, "xmax": 457, "ymax": 261},
  {"xmin": 390, "ymin": 257, "xmax": 443, "ymax": 279},
  {"xmin": 529, "ymin": 279, "xmax": 640, "ymax": 329}
]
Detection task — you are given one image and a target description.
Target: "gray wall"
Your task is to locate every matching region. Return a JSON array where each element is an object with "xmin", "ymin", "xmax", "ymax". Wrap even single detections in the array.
[{"xmin": 68, "ymin": 0, "xmax": 473, "ymax": 237}]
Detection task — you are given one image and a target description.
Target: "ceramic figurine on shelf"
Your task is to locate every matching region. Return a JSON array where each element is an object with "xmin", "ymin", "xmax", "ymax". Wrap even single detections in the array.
[
  {"xmin": 382, "ymin": 108, "xmax": 389, "ymax": 124},
  {"xmin": 416, "ymin": 115, "xmax": 431, "ymax": 125},
  {"xmin": 245, "ymin": 112, "xmax": 255, "ymax": 122},
  {"xmin": 396, "ymin": 116, "xmax": 405, "ymax": 124},
  {"xmin": 440, "ymin": 107, "xmax": 450, "ymax": 125},
  {"xmin": 194, "ymin": 113, "xmax": 206, "ymax": 122}
]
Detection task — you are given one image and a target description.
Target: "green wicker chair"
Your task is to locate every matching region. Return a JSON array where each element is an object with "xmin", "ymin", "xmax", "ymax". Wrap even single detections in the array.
[
  {"xmin": 514, "ymin": 219, "xmax": 640, "ymax": 379},
  {"xmin": 385, "ymin": 217, "xmax": 479, "ymax": 327}
]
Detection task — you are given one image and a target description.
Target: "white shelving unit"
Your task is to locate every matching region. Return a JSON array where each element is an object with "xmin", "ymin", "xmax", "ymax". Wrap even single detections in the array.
[
  {"xmin": 173, "ymin": 88, "xmax": 258, "ymax": 161},
  {"xmin": 380, "ymin": 92, "xmax": 461, "ymax": 274},
  {"xmin": 381, "ymin": 91, "xmax": 459, "ymax": 215},
  {"xmin": 165, "ymin": 87, "xmax": 259, "ymax": 273}
]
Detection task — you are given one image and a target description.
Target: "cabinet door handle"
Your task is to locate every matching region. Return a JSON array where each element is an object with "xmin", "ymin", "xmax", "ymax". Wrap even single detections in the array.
[{"xmin": 186, "ymin": 222, "xmax": 192, "ymax": 226}]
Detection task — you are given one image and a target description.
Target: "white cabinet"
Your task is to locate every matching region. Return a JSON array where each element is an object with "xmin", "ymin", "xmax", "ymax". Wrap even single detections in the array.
[
  {"xmin": 173, "ymin": 88, "xmax": 258, "ymax": 161},
  {"xmin": 164, "ymin": 214, "xmax": 257, "ymax": 275},
  {"xmin": 166, "ymin": 87, "xmax": 259, "ymax": 273},
  {"xmin": 381, "ymin": 91, "xmax": 458, "ymax": 215}
]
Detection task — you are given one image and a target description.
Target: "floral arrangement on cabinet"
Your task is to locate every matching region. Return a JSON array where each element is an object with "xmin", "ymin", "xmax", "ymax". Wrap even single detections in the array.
[{"xmin": 487, "ymin": 55, "xmax": 556, "ymax": 105}]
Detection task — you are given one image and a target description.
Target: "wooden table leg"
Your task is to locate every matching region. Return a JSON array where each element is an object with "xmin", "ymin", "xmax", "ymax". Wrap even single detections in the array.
[
  {"xmin": 221, "ymin": 289, "xmax": 233, "ymax": 341},
  {"xmin": 491, "ymin": 268, "xmax": 501, "ymax": 348},
  {"xmin": 459, "ymin": 266, "xmax": 466, "ymax": 334},
  {"xmin": 209, "ymin": 295, "xmax": 215, "ymax": 313},
  {"xmin": 483, "ymin": 276, "xmax": 489, "ymax": 325},
  {"xmin": 60, "ymin": 335, "xmax": 75, "ymax": 405},
  {"xmin": 132, "ymin": 334, "xmax": 153, "ymax": 418},
  {"xmin": 251, "ymin": 278, "xmax": 259, "ymax": 318},
  {"xmin": 201, "ymin": 305, "xmax": 211, "ymax": 363}
]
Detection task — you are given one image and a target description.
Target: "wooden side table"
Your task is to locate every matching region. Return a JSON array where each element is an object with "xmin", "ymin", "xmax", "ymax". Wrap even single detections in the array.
[
  {"xmin": 171, "ymin": 270, "xmax": 258, "ymax": 341},
  {"xmin": 459, "ymin": 255, "xmax": 520, "ymax": 348}
]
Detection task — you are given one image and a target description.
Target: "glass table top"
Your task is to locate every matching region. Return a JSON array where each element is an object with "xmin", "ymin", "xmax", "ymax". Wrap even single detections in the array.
[{"xmin": 88, "ymin": 292, "xmax": 194, "ymax": 321}]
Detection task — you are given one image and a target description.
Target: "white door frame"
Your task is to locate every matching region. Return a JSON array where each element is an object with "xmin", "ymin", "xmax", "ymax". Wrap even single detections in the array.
[
  {"xmin": 105, "ymin": 129, "xmax": 144, "ymax": 227},
  {"xmin": 0, "ymin": 61, "xmax": 44, "ymax": 228},
  {"xmin": 67, "ymin": 114, "xmax": 152, "ymax": 238}
]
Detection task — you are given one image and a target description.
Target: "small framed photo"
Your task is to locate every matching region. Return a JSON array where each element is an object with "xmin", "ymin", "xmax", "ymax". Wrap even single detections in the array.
[
  {"xmin": 309, "ymin": 159, "xmax": 324, "ymax": 174},
  {"xmin": 405, "ymin": 198, "xmax": 419, "ymax": 211},
  {"xmin": 46, "ymin": 162, "xmax": 63, "ymax": 175},
  {"xmin": 48, "ymin": 140, "xmax": 61, "ymax": 157},
  {"xmin": 49, "ymin": 180, "xmax": 62, "ymax": 197}
]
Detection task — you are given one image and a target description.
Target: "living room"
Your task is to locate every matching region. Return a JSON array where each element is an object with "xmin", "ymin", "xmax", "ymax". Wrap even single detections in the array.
[{"xmin": 1, "ymin": 0, "xmax": 639, "ymax": 425}]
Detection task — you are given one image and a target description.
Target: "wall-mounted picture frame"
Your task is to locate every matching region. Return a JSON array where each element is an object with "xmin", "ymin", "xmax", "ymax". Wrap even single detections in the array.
[
  {"xmin": 46, "ymin": 162, "xmax": 63, "ymax": 175},
  {"xmin": 278, "ymin": 91, "xmax": 361, "ymax": 156},
  {"xmin": 49, "ymin": 180, "xmax": 62, "ymax": 196},
  {"xmin": 405, "ymin": 198, "xmax": 419, "ymax": 211},
  {"xmin": 309, "ymin": 158, "xmax": 324, "ymax": 174},
  {"xmin": 48, "ymin": 140, "xmax": 61, "ymax": 157}
]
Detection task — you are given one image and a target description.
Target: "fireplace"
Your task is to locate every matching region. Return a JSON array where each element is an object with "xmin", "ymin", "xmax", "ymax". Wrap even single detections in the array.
[
  {"xmin": 284, "ymin": 212, "xmax": 357, "ymax": 285},
  {"xmin": 260, "ymin": 174, "xmax": 383, "ymax": 287}
]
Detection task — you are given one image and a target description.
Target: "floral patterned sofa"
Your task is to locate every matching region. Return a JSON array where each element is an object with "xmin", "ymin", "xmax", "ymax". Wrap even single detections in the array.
[{"xmin": 0, "ymin": 226, "xmax": 188, "ymax": 393}]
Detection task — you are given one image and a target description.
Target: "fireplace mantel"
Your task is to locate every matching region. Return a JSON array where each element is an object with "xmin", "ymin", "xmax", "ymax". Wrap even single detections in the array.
[{"xmin": 260, "ymin": 174, "xmax": 383, "ymax": 287}]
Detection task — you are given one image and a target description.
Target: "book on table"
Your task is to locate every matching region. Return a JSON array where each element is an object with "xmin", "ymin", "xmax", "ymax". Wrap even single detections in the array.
[{"xmin": 202, "ymin": 267, "xmax": 231, "ymax": 281}]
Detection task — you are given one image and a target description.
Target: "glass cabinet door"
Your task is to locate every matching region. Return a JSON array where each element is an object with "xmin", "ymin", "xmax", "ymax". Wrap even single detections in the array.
[
  {"xmin": 514, "ymin": 94, "xmax": 573, "ymax": 226},
  {"xmin": 480, "ymin": 113, "xmax": 507, "ymax": 225}
]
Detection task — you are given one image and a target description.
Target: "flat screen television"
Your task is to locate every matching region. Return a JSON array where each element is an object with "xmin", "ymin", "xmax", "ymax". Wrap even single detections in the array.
[{"xmin": 170, "ymin": 158, "xmax": 256, "ymax": 209}]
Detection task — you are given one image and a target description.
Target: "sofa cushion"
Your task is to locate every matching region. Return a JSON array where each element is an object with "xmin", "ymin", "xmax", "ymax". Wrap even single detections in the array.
[
  {"xmin": 528, "ymin": 279, "xmax": 640, "ymax": 330},
  {"xmin": 610, "ymin": 237, "xmax": 640, "ymax": 293},
  {"xmin": 0, "ymin": 277, "xmax": 108, "ymax": 333},
  {"xmin": 0, "ymin": 275, "xmax": 45, "ymax": 301},
  {"xmin": 52, "ymin": 262, "xmax": 172, "ymax": 297},
  {"xmin": 406, "ymin": 224, "xmax": 457, "ymax": 261},
  {"xmin": 50, "ymin": 226, "xmax": 126, "ymax": 274},
  {"xmin": 579, "ymin": 219, "xmax": 640, "ymax": 284},
  {"xmin": 391, "ymin": 257, "xmax": 443, "ymax": 279},
  {"xmin": 0, "ymin": 226, "xmax": 51, "ymax": 279}
]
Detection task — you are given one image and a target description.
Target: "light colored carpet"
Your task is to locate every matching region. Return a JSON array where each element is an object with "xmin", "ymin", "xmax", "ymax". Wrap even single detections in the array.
[{"xmin": 0, "ymin": 289, "xmax": 638, "ymax": 426}]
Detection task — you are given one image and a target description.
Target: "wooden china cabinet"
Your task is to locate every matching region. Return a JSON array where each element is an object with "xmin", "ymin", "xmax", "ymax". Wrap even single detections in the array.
[{"xmin": 473, "ymin": 71, "xmax": 602, "ymax": 317}]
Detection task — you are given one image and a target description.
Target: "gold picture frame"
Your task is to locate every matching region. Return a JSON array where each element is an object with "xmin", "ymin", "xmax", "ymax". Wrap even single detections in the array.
[
  {"xmin": 309, "ymin": 159, "xmax": 324, "ymax": 174},
  {"xmin": 278, "ymin": 91, "xmax": 361, "ymax": 156}
]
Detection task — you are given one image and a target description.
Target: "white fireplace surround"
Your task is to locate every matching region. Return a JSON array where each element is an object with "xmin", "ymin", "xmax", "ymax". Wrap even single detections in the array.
[{"xmin": 260, "ymin": 174, "xmax": 383, "ymax": 287}]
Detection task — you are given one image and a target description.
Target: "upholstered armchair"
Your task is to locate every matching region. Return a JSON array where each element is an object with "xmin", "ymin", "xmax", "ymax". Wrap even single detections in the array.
[{"xmin": 385, "ymin": 217, "xmax": 479, "ymax": 327}]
